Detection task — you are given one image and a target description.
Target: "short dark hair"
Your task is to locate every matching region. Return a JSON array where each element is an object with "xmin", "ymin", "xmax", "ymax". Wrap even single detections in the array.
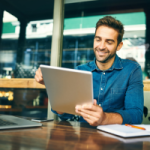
[{"xmin": 95, "ymin": 16, "xmax": 124, "ymax": 45}]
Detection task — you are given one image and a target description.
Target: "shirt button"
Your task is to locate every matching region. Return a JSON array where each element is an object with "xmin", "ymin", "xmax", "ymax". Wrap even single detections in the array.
[
  {"xmin": 103, "ymin": 72, "xmax": 105, "ymax": 75},
  {"xmin": 99, "ymin": 104, "xmax": 101, "ymax": 107},
  {"xmin": 101, "ymin": 88, "xmax": 103, "ymax": 90}
]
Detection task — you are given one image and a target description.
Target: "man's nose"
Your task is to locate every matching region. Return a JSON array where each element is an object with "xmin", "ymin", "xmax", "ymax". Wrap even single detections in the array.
[{"xmin": 99, "ymin": 41, "xmax": 106, "ymax": 50}]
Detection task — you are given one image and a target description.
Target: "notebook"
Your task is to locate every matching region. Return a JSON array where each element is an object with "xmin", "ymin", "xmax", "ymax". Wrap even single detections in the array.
[
  {"xmin": 0, "ymin": 114, "xmax": 42, "ymax": 130},
  {"xmin": 97, "ymin": 124, "xmax": 150, "ymax": 138},
  {"xmin": 40, "ymin": 65, "xmax": 93, "ymax": 115},
  {"xmin": 98, "ymin": 130, "xmax": 150, "ymax": 143}
]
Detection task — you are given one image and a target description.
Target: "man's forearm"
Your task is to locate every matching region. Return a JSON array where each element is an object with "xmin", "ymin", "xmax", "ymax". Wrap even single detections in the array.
[{"xmin": 101, "ymin": 112, "xmax": 123, "ymax": 125}]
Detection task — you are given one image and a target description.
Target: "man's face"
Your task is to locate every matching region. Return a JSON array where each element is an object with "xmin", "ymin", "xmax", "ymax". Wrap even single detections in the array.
[{"xmin": 93, "ymin": 25, "xmax": 121, "ymax": 63}]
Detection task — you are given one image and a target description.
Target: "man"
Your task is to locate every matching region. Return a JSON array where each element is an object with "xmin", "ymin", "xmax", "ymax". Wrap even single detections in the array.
[{"xmin": 35, "ymin": 16, "xmax": 143, "ymax": 126}]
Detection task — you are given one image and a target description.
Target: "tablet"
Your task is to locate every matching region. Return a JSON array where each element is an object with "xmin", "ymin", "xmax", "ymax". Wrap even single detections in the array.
[{"xmin": 40, "ymin": 65, "xmax": 93, "ymax": 115}]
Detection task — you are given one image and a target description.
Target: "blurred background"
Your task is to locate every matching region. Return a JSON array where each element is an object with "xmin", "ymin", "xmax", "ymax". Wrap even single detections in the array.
[{"xmin": 0, "ymin": 11, "xmax": 147, "ymax": 78}]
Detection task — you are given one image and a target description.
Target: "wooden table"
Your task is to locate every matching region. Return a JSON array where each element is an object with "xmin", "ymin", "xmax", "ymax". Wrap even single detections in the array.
[{"xmin": 0, "ymin": 121, "xmax": 150, "ymax": 150}]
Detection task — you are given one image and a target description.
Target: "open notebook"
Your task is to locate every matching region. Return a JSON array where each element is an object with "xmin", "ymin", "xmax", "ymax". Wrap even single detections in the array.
[
  {"xmin": 97, "ymin": 124, "xmax": 150, "ymax": 138},
  {"xmin": 98, "ymin": 130, "xmax": 150, "ymax": 143}
]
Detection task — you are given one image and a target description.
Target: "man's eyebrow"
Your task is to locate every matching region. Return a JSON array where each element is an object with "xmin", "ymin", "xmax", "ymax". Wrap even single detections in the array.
[
  {"xmin": 106, "ymin": 39, "xmax": 115, "ymax": 43},
  {"xmin": 94, "ymin": 36, "xmax": 100, "ymax": 38},
  {"xmin": 94, "ymin": 36, "xmax": 115, "ymax": 43}
]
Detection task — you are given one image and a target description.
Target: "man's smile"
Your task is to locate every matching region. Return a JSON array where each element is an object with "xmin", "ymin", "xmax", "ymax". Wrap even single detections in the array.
[{"xmin": 96, "ymin": 49, "xmax": 108, "ymax": 56}]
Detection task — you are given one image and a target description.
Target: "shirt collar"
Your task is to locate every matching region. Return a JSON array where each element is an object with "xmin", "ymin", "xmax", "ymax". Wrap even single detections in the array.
[{"xmin": 89, "ymin": 55, "xmax": 123, "ymax": 72}]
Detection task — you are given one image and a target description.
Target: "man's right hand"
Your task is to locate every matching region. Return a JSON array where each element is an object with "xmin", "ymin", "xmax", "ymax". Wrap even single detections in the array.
[{"xmin": 35, "ymin": 67, "xmax": 45, "ymax": 85}]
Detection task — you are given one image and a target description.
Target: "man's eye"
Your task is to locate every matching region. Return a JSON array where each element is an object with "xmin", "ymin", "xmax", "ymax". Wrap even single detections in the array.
[
  {"xmin": 95, "ymin": 38, "xmax": 100, "ymax": 41},
  {"xmin": 107, "ymin": 42, "xmax": 112, "ymax": 44}
]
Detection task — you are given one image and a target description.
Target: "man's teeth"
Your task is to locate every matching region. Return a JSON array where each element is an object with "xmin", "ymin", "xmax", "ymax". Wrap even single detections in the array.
[{"xmin": 97, "ymin": 51, "xmax": 107, "ymax": 55}]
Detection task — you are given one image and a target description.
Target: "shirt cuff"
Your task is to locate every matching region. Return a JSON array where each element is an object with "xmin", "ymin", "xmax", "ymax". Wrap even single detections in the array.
[{"xmin": 114, "ymin": 110, "xmax": 132, "ymax": 124}]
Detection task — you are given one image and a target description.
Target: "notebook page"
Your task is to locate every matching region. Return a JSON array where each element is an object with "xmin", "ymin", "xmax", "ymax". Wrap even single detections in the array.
[{"xmin": 97, "ymin": 124, "xmax": 150, "ymax": 137}]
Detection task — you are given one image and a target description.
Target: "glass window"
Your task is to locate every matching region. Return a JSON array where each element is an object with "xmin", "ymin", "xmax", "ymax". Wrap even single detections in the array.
[{"xmin": 0, "ymin": 12, "xmax": 52, "ymax": 118}]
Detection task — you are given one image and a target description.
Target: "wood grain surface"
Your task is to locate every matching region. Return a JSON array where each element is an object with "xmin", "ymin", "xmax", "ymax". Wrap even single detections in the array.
[
  {"xmin": 0, "ymin": 121, "xmax": 149, "ymax": 150},
  {"xmin": 143, "ymin": 80, "xmax": 150, "ymax": 91},
  {"xmin": 0, "ymin": 78, "xmax": 45, "ymax": 89},
  {"xmin": 0, "ymin": 79, "xmax": 150, "ymax": 91}
]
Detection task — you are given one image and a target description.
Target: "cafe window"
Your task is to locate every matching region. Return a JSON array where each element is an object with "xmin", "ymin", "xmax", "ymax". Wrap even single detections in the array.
[{"xmin": 0, "ymin": 12, "xmax": 51, "ymax": 118}]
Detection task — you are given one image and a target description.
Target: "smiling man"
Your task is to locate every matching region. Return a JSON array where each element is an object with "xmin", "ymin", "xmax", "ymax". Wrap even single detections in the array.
[{"xmin": 35, "ymin": 16, "xmax": 144, "ymax": 126}]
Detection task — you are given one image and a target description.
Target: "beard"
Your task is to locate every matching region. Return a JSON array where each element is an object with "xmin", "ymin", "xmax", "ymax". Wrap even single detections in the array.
[{"xmin": 94, "ymin": 47, "xmax": 117, "ymax": 63}]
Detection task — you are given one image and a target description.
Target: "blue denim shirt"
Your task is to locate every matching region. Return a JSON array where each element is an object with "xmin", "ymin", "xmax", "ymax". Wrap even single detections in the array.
[{"xmin": 52, "ymin": 55, "xmax": 144, "ymax": 124}]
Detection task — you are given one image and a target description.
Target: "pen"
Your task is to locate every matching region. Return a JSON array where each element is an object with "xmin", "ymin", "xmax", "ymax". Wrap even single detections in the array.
[{"xmin": 125, "ymin": 124, "xmax": 146, "ymax": 130}]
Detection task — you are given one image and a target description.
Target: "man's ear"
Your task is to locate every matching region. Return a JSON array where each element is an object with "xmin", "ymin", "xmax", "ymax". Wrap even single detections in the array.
[{"xmin": 117, "ymin": 42, "xmax": 123, "ymax": 51}]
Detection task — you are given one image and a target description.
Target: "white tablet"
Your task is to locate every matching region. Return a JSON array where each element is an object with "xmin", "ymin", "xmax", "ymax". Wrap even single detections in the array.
[{"xmin": 40, "ymin": 65, "xmax": 93, "ymax": 115}]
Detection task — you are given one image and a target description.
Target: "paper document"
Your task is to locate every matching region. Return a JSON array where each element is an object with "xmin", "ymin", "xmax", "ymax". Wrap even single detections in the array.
[{"xmin": 97, "ymin": 124, "xmax": 150, "ymax": 138}]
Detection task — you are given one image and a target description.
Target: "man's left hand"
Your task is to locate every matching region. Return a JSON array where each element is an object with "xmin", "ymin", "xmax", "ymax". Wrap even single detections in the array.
[{"xmin": 75, "ymin": 99, "xmax": 106, "ymax": 126}]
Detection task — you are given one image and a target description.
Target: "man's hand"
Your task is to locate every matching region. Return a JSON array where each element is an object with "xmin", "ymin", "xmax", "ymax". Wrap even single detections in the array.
[
  {"xmin": 75, "ymin": 99, "xmax": 123, "ymax": 126},
  {"xmin": 75, "ymin": 99, "xmax": 106, "ymax": 126},
  {"xmin": 35, "ymin": 67, "xmax": 45, "ymax": 85}
]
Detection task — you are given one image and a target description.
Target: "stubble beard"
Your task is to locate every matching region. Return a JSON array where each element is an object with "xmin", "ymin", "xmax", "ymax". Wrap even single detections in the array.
[{"xmin": 94, "ymin": 48, "xmax": 117, "ymax": 63}]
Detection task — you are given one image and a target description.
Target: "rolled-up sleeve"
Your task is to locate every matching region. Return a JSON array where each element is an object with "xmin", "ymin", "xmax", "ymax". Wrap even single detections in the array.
[{"xmin": 114, "ymin": 66, "xmax": 144, "ymax": 124}]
